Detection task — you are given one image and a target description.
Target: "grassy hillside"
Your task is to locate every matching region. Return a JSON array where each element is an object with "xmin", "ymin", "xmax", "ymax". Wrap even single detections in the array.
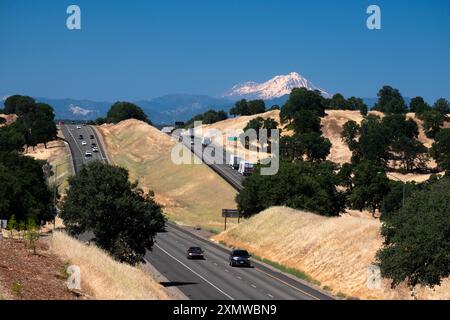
[
  {"xmin": 25, "ymin": 131, "xmax": 72, "ymax": 195},
  {"xmin": 98, "ymin": 119, "xmax": 238, "ymax": 232},
  {"xmin": 51, "ymin": 232, "xmax": 168, "ymax": 300},
  {"xmin": 200, "ymin": 109, "xmax": 439, "ymax": 182},
  {"xmin": 214, "ymin": 206, "xmax": 450, "ymax": 300}
]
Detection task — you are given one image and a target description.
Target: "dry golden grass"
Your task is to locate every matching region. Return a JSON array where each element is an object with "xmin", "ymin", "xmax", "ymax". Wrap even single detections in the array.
[
  {"xmin": 25, "ymin": 131, "xmax": 72, "ymax": 195},
  {"xmin": 50, "ymin": 232, "xmax": 169, "ymax": 300},
  {"xmin": 201, "ymin": 109, "xmax": 441, "ymax": 182},
  {"xmin": 98, "ymin": 119, "xmax": 238, "ymax": 232},
  {"xmin": 214, "ymin": 206, "xmax": 450, "ymax": 300}
]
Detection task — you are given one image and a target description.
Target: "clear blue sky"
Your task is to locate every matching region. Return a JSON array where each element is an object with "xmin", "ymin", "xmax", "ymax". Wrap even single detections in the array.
[{"xmin": 0, "ymin": 0, "xmax": 449, "ymax": 102}]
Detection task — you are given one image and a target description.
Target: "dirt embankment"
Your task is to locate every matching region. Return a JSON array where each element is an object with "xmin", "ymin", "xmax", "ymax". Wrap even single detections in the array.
[
  {"xmin": 214, "ymin": 206, "xmax": 450, "ymax": 300},
  {"xmin": 0, "ymin": 238, "xmax": 81, "ymax": 300}
]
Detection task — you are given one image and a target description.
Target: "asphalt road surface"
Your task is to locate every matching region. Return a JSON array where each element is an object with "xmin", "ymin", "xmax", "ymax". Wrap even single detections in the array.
[
  {"xmin": 172, "ymin": 132, "xmax": 245, "ymax": 191},
  {"xmin": 61, "ymin": 124, "xmax": 333, "ymax": 300},
  {"xmin": 60, "ymin": 124, "xmax": 107, "ymax": 172}
]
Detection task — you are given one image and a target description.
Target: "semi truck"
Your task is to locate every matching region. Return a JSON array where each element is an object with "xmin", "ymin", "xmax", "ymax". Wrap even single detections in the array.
[{"xmin": 238, "ymin": 160, "xmax": 254, "ymax": 176}]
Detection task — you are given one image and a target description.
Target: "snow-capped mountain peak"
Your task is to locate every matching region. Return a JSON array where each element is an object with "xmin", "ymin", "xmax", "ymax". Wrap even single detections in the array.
[{"xmin": 224, "ymin": 72, "xmax": 329, "ymax": 100}]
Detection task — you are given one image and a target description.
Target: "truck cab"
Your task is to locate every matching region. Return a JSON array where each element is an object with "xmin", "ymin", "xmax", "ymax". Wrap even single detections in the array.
[{"xmin": 238, "ymin": 161, "xmax": 254, "ymax": 176}]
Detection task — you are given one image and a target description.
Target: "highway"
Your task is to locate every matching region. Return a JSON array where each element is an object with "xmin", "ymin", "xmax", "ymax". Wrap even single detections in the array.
[
  {"xmin": 60, "ymin": 124, "xmax": 108, "ymax": 173},
  {"xmin": 172, "ymin": 132, "xmax": 245, "ymax": 191},
  {"xmin": 61, "ymin": 123, "xmax": 333, "ymax": 300}
]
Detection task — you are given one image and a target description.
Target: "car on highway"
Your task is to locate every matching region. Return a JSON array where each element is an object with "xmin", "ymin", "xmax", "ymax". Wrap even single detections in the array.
[
  {"xmin": 229, "ymin": 249, "xmax": 251, "ymax": 267},
  {"xmin": 187, "ymin": 247, "xmax": 204, "ymax": 260},
  {"xmin": 92, "ymin": 147, "xmax": 99, "ymax": 153},
  {"xmin": 81, "ymin": 141, "xmax": 87, "ymax": 146},
  {"xmin": 79, "ymin": 135, "xmax": 84, "ymax": 140},
  {"xmin": 90, "ymin": 135, "xmax": 95, "ymax": 139},
  {"xmin": 76, "ymin": 125, "xmax": 81, "ymax": 129},
  {"xmin": 85, "ymin": 151, "xmax": 93, "ymax": 157}
]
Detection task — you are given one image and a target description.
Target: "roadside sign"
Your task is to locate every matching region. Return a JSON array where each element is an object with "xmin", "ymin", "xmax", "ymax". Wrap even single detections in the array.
[
  {"xmin": 222, "ymin": 209, "xmax": 241, "ymax": 231},
  {"xmin": 227, "ymin": 136, "xmax": 238, "ymax": 142},
  {"xmin": 222, "ymin": 209, "xmax": 240, "ymax": 218},
  {"xmin": 0, "ymin": 220, "xmax": 7, "ymax": 229}
]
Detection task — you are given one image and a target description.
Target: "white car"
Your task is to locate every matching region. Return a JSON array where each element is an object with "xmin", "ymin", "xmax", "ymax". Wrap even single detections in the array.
[
  {"xmin": 81, "ymin": 141, "xmax": 87, "ymax": 146},
  {"xmin": 92, "ymin": 147, "xmax": 99, "ymax": 153},
  {"xmin": 85, "ymin": 151, "xmax": 93, "ymax": 157},
  {"xmin": 76, "ymin": 125, "xmax": 81, "ymax": 129}
]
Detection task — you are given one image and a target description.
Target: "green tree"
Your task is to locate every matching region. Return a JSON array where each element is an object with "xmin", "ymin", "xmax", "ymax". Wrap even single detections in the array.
[
  {"xmin": 328, "ymin": 93, "xmax": 348, "ymax": 110},
  {"xmin": 377, "ymin": 177, "xmax": 450, "ymax": 289},
  {"xmin": 0, "ymin": 123, "xmax": 26, "ymax": 152},
  {"xmin": 60, "ymin": 161, "xmax": 165, "ymax": 265},
  {"xmin": 373, "ymin": 86, "xmax": 406, "ymax": 114},
  {"xmin": 409, "ymin": 96, "xmax": 430, "ymax": 115},
  {"xmin": 230, "ymin": 99, "xmax": 249, "ymax": 116},
  {"xmin": 341, "ymin": 120, "xmax": 360, "ymax": 150},
  {"xmin": 348, "ymin": 161, "xmax": 390, "ymax": 216},
  {"xmin": 292, "ymin": 110, "xmax": 322, "ymax": 134},
  {"xmin": 380, "ymin": 180, "xmax": 418, "ymax": 221},
  {"xmin": 280, "ymin": 88, "xmax": 326, "ymax": 124},
  {"xmin": 236, "ymin": 161, "xmax": 345, "ymax": 218},
  {"xmin": 106, "ymin": 102, "xmax": 149, "ymax": 124},
  {"xmin": 422, "ymin": 109, "xmax": 447, "ymax": 138},
  {"xmin": 247, "ymin": 100, "xmax": 266, "ymax": 115},
  {"xmin": 433, "ymin": 98, "xmax": 450, "ymax": 115},
  {"xmin": 3, "ymin": 95, "xmax": 36, "ymax": 115},
  {"xmin": 0, "ymin": 153, "xmax": 53, "ymax": 222},
  {"xmin": 347, "ymin": 96, "xmax": 367, "ymax": 112},
  {"xmin": 431, "ymin": 128, "xmax": 450, "ymax": 171}
]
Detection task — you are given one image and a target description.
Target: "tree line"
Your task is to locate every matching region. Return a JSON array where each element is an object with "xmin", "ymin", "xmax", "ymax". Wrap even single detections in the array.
[{"xmin": 235, "ymin": 86, "xmax": 450, "ymax": 291}]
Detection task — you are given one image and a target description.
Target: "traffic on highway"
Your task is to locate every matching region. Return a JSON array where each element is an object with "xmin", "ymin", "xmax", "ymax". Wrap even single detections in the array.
[{"xmin": 61, "ymin": 124, "xmax": 332, "ymax": 301}]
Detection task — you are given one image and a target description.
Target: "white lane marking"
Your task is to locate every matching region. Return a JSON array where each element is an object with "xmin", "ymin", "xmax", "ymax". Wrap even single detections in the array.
[
  {"xmin": 255, "ymin": 268, "xmax": 321, "ymax": 300},
  {"xmin": 214, "ymin": 263, "xmax": 218, "ymax": 266},
  {"xmin": 65, "ymin": 125, "xmax": 85, "ymax": 163},
  {"xmin": 224, "ymin": 269, "xmax": 229, "ymax": 273},
  {"xmin": 237, "ymin": 276, "xmax": 242, "ymax": 280},
  {"xmin": 155, "ymin": 244, "xmax": 234, "ymax": 300},
  {"xmin": 267, "ymin": 294, "xmax": 274, "ymax": 298},
  {"xmin": 88, "ymin": 126, "xmax": 107, "ymax": 162},
  {"xmin": 251, "ymin": 284, "xmax": 257, "ymax": 289}
]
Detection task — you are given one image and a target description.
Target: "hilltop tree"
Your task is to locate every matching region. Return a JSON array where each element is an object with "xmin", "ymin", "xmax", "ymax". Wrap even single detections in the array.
[
  {"xmin": 433, "ymin": 98, "xmax": 450, "ymax": 115},
  {"xmin": 106, "ymin": 102, "xmax": 149, "ymax": 124},
  {"xmin": 280, "ymin": 88, "xmax": 326, "ymax": 124},
  {"xmin": 373, "ymin": 86, "xmax": 406, "ymax": 114},
  {"xmin": 328, "ymin": 93, "xmax": 348, "ymax": 110},
  {"xmin": 247, "ymin": 99, "xmax": 266, "ymax": 115},
  {"xmin": 409, "ymin": 96, "xmax": 430, "ymax": 115},
  {"xmin": 61, "ymin": 161, "xmax": 165, "ymax": 265},
  {"xmin": 377, "ymin": 177, "xmax": 450, "ymax": 289},
  {"xmin": 347, "ymin": 96, "xmax": 367, "ymax": 113},
  {"xmin": 3, "ymin": 95, "xmax": 36, "ymax": 115}
]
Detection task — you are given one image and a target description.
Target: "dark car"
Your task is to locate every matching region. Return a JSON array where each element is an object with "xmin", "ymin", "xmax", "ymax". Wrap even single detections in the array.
[
  {"xmin": 90, "ymin": 135, "xmax": 95, "ymax": 139},
  {"xmin": 229, "ymin": 249, "xmax": 251, "ymax": 267},
  {"xmin": 187, "ymin": 247, "xmax": 204, "ymax": 259},
  {"xmin": 78, "ymin": 135, "xmax": 83, "ymax": 140}
]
